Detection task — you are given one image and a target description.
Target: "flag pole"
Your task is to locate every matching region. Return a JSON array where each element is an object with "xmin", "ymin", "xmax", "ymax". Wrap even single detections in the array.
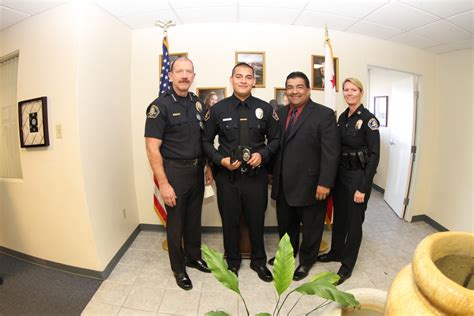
[{"xmin": 154, "ymin": 20, "xmax": 175, "ymax": 252}]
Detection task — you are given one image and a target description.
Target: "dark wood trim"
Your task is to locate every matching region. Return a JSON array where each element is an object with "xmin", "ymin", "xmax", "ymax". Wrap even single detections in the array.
[{"xmin": 372, "ymin": 183, "xmax": 385, "ymax": 194}]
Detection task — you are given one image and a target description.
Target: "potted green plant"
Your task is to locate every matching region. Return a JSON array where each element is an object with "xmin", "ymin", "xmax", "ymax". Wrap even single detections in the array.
[{"xmin": 202, "ymin": 234, "xmax": 360, "ymax": 316}]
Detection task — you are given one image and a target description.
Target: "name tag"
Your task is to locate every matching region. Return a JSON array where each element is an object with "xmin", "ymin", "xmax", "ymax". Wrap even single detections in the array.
[
  {"xmin": 172, "ymin": 113, "xmax": 181, "ymax": 117},
  {"xmin": 222, "ymin": 118, "xmax": 232, "ymax": 121},
  {"xmin": 240, "ymin": 118, "xmax": 248, "ymax": 121}
]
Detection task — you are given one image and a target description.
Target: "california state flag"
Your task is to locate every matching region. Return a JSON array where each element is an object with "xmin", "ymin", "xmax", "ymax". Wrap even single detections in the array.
[{"xmin": 324, "ymin": 26, "xmax": 336, "ymax": 111}]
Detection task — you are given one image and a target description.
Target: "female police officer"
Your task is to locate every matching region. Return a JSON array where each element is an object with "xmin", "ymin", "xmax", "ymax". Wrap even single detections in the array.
[{"xmin": 318, "ymin": 78, "xmax": 380, "ymax": 285}]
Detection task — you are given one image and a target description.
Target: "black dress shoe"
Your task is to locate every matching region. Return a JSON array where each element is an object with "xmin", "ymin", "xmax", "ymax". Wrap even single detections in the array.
[
  {"xmin": 293, "ymin": 265, "xmax": 312, "ymax": 281},
  {"xmin": 186, "ymin": 259, "xmax": 211, "ymax": 273},
  {"xmin": 229, "ymin": 266, "xmax": 239, "ymax": 277},
  {"xmin": 174, "ymin": 272, "xmax": 192, "ymax": 290},
  {"xmin": 268, "ymin": 257, "xmax": 275, "ymax": 265},
  {"xmin": 317, "ymin": 252, "xmax": 341, "ymax": 263},
  {"xmin": 250, "ymin": 264, "xmax": 273, "ymax": 282},
  {"xmin": 337, "ymin": 270, "xmax": 352, "ymax": 285}
]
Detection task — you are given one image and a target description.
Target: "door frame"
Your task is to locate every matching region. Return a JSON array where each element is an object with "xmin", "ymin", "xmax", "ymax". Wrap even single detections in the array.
[{"xmin": 367, "ymin": 65, "xmax": 420, "ymax": 220}]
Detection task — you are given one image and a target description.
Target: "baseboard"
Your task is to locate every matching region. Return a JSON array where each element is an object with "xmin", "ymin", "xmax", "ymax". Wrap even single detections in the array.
[
  {"xmin": 0, "ymin": 225, "xmax": 141, "ymax": 280},
  {"xmin": 0, "ymin": 246, "xmax": 106, "ymax": 280},
  {"xmin": 372, "ymin": 183, "xmax": 385, "ymax": 194},
  {"xmin": 412, "ymin": 215, "xmax": 449, "ymax": 232}
]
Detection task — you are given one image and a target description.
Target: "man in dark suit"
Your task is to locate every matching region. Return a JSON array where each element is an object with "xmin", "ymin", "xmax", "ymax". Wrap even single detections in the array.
[{"xmin": 271, "ymin": 71, "xmax": 339, "ymax": 281}]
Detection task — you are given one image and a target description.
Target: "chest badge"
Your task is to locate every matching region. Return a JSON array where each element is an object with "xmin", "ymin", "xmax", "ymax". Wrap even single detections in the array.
[
  {"xmin": 147, "ymin": 104, "xmax": 159, "ymax": 119},
  {"xmin": 355, "ymin": 119, "xmax": 363, "ymax": 130},
  {"xmin": 255, "ymin": 108, "xmax": 264, "ymax": 120},
  {"xmin": 195, "ymin": 101, "xmax": 203, "ymax": 113}
]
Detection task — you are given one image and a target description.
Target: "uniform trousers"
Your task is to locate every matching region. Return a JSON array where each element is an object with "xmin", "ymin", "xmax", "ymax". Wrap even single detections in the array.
[
  {"xmin": 276, "ymin": 183, "xmax": 327, "ymax": 266},
  {"xmin": 331, "ymin": 168, "xmax": 371, "ymax": 274},
  {"xmin": 163, "ymin": 161, "xmax": 204, "ymax": 273},
  {"xmin": 215, "ymin": 168, "xmax": 268, "ymax": 268}
]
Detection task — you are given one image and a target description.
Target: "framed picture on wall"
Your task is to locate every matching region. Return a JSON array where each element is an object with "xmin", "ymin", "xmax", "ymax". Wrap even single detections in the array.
[
  {"xmin": 374, "ymin": 96, "xmax": 388, "ymax": 127},
  {"xmin": 235, "ymin": 51, "xmax": 265, "ymax": 88},
  {"xmin": 159, "ymin": 52, "xmax": 188, "ymax": 77},
  {"xmin": 196, "ymin": 87, "xmax": 227, "ymax": 108},
  {"xmin": 274, "ymin": 88, "xmax": 288, "ymax": 107},
  {"xmin": 311, "ymin": 54, "xmax": 339, "ymax": 91},
  {"xmin": 18, "ymin": 96, "xmax": 50, "ymax": 148}
]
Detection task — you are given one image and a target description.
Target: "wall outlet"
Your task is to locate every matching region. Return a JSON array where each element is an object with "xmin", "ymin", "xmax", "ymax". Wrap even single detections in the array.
[
  {"xmin": 122, "ymin": 208, "xmax": 127, "ymax": 219},
  {"xmin": 55, "ymin": 124, "xmax": 63, "ymax": 139}
]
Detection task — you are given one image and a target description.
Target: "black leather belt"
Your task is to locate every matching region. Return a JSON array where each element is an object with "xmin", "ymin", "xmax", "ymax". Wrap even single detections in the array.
[{"xmin": 164, "ymin": 158, "xmax": 202, "ymax": 166}]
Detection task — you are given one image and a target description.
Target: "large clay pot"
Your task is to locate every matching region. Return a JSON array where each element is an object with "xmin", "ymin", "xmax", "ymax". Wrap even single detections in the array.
[{"xmin": 386, "ymin": 231, "xmax": 474, "ymax": 315}]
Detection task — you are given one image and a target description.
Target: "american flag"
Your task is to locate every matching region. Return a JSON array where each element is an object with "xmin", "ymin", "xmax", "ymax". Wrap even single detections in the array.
[
  {"xmin": 153, "ymin": 35, "xmax": 171, "ymax": 226},
  {"xmin": 159, "ymin": 36, "xmax": 171, "ymax": 95}
]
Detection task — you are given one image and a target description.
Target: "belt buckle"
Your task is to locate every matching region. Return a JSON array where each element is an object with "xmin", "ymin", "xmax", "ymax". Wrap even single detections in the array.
[
  {"xmin": 240, "ymin": 166, "xmax": 248, "ymax": 174},
  {"xmin": 193, "ymin": 159, "xmax": 198, "ymax": 166}
]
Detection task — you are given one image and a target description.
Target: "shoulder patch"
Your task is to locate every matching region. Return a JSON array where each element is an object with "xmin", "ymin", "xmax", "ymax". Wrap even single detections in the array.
[
  {"xmin": 272, "ymin": 110, "xmax": 279, "ymax": 121},
  {"xmin": 368, "ymin": 118, "xmax": 379, "ymax": 130},
  {"xmin": 147, "ymin": 104, "xmax": 160, "ymax": 119}
]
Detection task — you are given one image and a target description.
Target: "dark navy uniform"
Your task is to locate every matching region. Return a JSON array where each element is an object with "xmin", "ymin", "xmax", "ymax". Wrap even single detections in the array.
[
  {"xmin": 331, "ymin": 104, "xmax": 380, "ymax": 275},
  {"xmin": 202, "ymin": 94, "xmax": 280, "ymax": 269},
  {"xmin": 144, "ymin": 89, "xmax": 205, "ymax": 274}
]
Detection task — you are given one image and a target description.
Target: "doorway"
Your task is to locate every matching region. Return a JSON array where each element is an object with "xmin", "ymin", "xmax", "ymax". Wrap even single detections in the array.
[{"xmin": 368, "ymin": 67, "xmax": 419, "ymax": 219}]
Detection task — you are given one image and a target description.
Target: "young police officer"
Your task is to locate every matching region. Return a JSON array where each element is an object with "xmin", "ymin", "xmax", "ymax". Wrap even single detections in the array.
[
  {"xmin": 202, "ymin": 63, "xmax": 280, "ymax": 282},
  {"xmin": 145, "ymin": 57, "xmax": 213, "ymax": 290}
]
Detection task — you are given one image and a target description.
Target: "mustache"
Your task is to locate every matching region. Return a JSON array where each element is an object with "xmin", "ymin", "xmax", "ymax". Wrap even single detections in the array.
[{"xmin": 178, "ymin": 80, "xmax": 190, "ymax": 83}]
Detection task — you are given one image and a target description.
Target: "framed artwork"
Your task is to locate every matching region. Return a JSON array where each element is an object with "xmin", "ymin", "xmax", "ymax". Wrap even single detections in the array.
[
  {"xmin": 159, "ymin": 52, "xmax": 188, "ymax": 76},
  {"xmin": 311, "ymin": 54, "xmax": 339, "ymax": 91},
  {"xmin": 374, "ymin": 96, "xmax": 388, "ymax": 127},
  {"xmin": 196, "ymin": 87, "xmax": 227, "ymax": 108},
  {"xmin": 274, "ymin": 88, "xmax": 288, "ymax": 106},
  {"xmin": 18, "ymin": 96, "xmax": 49, "ymax": 148},
  {"xmin": 235, "ymin": 51, "xmax": 265, "ymax": 88}
]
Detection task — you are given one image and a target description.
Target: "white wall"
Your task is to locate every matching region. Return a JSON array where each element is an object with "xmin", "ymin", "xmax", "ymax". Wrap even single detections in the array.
[
  {"xmin": 0, "ymin": 2, "xmax": 140, "ymax": 270},
  {"xmin": 131, "ymin": 23, "xmax": 440, "ymax": 227},
  {"xmin": 75, "ymin": 3, "xmax": 139, "ymax": 269},
  {"xmin": 0, "ymin": 4, "xmax": 100, "ymax": 269},
  {"xmin": 427, "ymin": 49, "xmax": 473, "ymax": 232}
]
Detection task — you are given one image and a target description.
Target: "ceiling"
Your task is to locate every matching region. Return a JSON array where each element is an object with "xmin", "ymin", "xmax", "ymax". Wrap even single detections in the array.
[{"xmin": 1, "ymin": 0, "xmax": 473, "ymax": 54}]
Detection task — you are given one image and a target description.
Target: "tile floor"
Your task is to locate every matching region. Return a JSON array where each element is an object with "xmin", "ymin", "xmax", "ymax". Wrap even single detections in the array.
[{"xmin": 82, "ymin": 191, "xmax": 438, "ymax": 315}]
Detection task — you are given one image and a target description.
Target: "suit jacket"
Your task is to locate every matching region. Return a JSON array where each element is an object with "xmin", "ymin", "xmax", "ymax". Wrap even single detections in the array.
[{"xmin": 271, "ymin": 99, "xmax": 340, "ymax": 207}]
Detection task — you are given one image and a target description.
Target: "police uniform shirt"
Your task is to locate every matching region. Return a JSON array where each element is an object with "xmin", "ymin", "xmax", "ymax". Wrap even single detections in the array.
[
  {"xmin": 337, "ymin": 104, "xmax": 380, "ymax": 193},
  {"xmin": 202, "ymin": 94, "xmax": 280, "ymax": 166},
  {"xmin": 145, "ymin": 89, "xmax": 204, "ymax": 160}
]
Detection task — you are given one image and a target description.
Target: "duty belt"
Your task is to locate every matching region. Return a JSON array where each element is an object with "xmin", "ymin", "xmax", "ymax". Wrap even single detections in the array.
[
  {"xmin": 341, "ymin": 149, "xmax": 368, "ymax": 170},
  {"xmin": 164, "ymin": 158, "xmax": 202, "ymax": 166}
]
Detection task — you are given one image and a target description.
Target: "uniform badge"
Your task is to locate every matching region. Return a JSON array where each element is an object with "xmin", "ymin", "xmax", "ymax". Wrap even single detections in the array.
[
  {"xmin": 195, "ymin": 101, "xmax": 203, "ymax": 113},
  {"xmin": 147, "ymin": 104, "xmax": 159, "ymax": 119},
  {"xmin": 255, "ymin": 108, "xmax": 264, "ymax": 120},
  {"xmin": 368, "ymin": 118, "xmax": 380, "ymax": 130},
  {"xmin": 355, "ymin": 119, "xmax": 363, "ymax": 130},
  {"xmin": 272, "ymin": 110, "xmax": 279, "ymax": 121}
]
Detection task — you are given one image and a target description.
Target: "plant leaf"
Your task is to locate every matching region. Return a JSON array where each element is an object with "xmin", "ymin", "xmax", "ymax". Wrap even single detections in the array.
[
  {"xmin": 255, "ymin": 313, "xmax": 271, "ymax": 316},
  {"xmin": 272, "ymin": 233, "xmax": 295, "ymax": 296},
  {"xmin": 204, "ymin": 311, "xmax": 229, "ymax": 316},
  {"xmin": 201, "ymin": 245, "xmax": 240, "ymax": 294},
  {"xmin": 295, "ymin": 281, "xmax": 359, "ymax": 307},
  {"xmin": 308, "ymin": 271, "xmax": 340, "ymax": 285}
]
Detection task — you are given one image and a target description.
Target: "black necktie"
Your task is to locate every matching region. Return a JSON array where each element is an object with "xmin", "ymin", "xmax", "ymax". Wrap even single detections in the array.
[{"xmin": 284, "ymin": 108, "xmax": 297, "ymax": 141}]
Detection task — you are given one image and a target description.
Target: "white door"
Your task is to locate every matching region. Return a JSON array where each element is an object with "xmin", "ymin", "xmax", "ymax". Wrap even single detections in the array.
[{"xmin": 384, "ymin": 73, "xmax": 417, "ymax": 218}]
